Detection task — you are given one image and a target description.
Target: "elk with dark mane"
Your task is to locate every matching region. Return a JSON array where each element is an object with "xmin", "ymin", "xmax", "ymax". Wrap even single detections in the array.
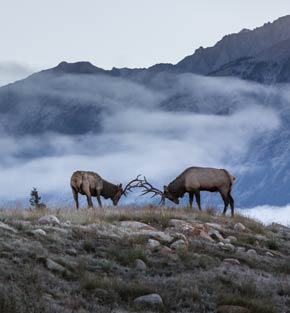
[
  {"xmin": 139, "ymin": 167, "xmax": 235, "ymax": 216},
  {"xmin": 70, "ymin": 171, "xmax": 141, "ymax": 209}
]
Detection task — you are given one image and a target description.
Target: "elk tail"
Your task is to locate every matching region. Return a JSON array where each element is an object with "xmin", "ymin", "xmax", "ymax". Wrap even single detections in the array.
[{"xmin": 221, "ymin": 169, "xmax": 235, "ymax": 189}]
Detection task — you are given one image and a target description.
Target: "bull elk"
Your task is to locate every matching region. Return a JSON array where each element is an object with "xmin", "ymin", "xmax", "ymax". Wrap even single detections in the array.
[
  {"xmin": 139, "ymin": 167, "xmax": 235, "ymax": 216},
  {"xmin": 70, "ymin": 171, "xmax": 141, "ymax": 209}
]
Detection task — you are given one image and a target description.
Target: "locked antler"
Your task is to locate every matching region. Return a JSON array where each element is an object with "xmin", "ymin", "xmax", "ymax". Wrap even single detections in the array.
[
  {"xmin": 138, "ymin": 176, "xmax": 165, "ymax": 205},
  {"xmin": 122, "ymin": 174, "xmax": 143, "ymax": 196}
]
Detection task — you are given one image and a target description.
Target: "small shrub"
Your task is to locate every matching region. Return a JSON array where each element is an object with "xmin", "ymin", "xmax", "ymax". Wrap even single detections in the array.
[
  {"xmin": 266, "ymin": 237, "xmax": 280, "ymax": 251},
  {"xmin": 108, "ymin": 247, "xmax": 147, "ymax": 266}
]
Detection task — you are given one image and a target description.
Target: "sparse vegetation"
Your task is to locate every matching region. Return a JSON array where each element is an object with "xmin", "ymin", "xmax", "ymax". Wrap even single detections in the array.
[{"xmin": 0, "ymin": 206, "xmax": 289, "ymax": 312}]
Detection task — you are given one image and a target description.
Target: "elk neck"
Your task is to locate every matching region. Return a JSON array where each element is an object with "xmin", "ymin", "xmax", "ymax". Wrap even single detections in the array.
[
  {"xmin": 101, "ymin": 180, "xmax": 118, "ymax": 199},
  {"xmin": 168, "ymin": 175, "xmax": 186, "ymax": 197}
]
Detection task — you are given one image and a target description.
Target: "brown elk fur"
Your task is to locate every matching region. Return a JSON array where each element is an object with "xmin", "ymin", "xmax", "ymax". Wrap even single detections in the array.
[
  {"xmin": 164, "ymin": 167, "xmax": 235, "ymax": 216},
  {"xmin": 70, "ymin": 171, "xmax": 123, "ymax": 209}
]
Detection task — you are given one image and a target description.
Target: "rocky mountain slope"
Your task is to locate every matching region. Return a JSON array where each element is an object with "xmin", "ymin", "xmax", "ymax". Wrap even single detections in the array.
[{"xmin": 0, "ymin": 206, "xmax": 289, "ymax": 313}]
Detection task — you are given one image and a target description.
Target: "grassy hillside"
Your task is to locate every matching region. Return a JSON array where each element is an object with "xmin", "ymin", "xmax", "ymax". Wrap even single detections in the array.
[{"xmin": 0, "ymin": 206, "xmax": 289, "ymax": 313}]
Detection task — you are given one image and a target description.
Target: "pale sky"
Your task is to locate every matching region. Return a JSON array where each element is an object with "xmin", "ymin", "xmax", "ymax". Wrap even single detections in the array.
[{"xmin": 0, "ymin": 0, "xmax": 290, "ymax": 71}]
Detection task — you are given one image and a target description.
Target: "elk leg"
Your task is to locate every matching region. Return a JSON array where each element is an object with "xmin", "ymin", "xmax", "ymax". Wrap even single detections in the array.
[
  {"xmin": 220, "ymin": 191, "xmax": 229, "ymax": 215},
  {"xmin": 86, "ymin": 193, "xmax": 93, "ymax": 209},
  {"xmin": 189, "ymin": 192, "xmax": 194, "ymax": 208},
  {"xmin": 195, "ymin": 191, "xmax": 201, "ymax": 211},
  {"xmin": 228, "ymin": 193, "xmax": 234, "ymax": 217},
  {"xmin": 72, "ymin": 187, "xmax": 79, "ymax": 209},
  {"xmin": 96, "ymin": 189, "xmax": 102, "ymax": 208}
]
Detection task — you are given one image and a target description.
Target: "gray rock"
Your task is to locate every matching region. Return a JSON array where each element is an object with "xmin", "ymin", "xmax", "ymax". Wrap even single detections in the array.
[
  {"xmin": 266, "ymin": 251, "xmax": 274, "ymax": 257},
  {"xmin": 206, "ymin": 223, "xmax": 223, "ymax": 230},
  {"xmin": 223, "ymin": 238, "xmax": 231, "ymax": 244},
  {"xmin": 38, "ymin": 215, "xmax": 60, "ymax": 226},
  {"xmin": 0, "ymin": 222, "xmax": 17, "ymax": 233},
  {"xmin": 46, "ymin": 259, "xmax": 66, "ymax": 273},
  {"xmin": 223, "ymin": 243, "xmax": 235, "ymax": 252},
  {"xmin": 66, "ymin": 248, "xmax": 77, "ymax": 256},
  {"xmin": 31, "ymin": 229, "xmax": 46, "ymax": 236},
  {"xmin": 119, "ymin": 221, "xmax": 155, "ymax": 230},
  {"xmin": 217, "ymin": 242, "xmax": 225, "ymax": 247},
  {"xmin": 223, "ymin": 258, "xmax": 240, "ymax": 265},
  {"xmin": 237, "ymin": 247, "xmax": 246, "ymax": 252},
  {"xmin": 255, "ymin": 234, "xmax": 267, "ymax": 241},
  {"xmin": 134, "ymin": 259, "xmax": 147, "ymax": 271},
  {"xmin": 234, "ymin": 223, "xmax": 246, "ymax": 232},
  {"xmin": 147, "ymin": 239, "xmax": 160, "ymax": 250},
  {"xmin": 170, "ymin": 239, "xmax": 187, "ymax": 250},
  {"xmin": 208, "ymin": 229, "xmax": 224, "ymax": 241},
  {"xmin": 246, "ymin": 249, "xmax": 257, "ymax": 257},
  {"xmin": 134, "ymin": 293, "xmax": 163, "ymax": 306},
  {"xmin": 227, "ymin": 236, "xmax": 238, "ymax": 243}
]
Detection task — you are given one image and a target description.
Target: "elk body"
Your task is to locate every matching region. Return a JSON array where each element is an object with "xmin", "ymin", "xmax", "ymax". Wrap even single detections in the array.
[
  {"xmin": 165, "ymin": 167, "xmax": 235, "ymax": 216},
  {"xmin": 70, "ymin": 171, "xmax": 139, "ymax": 209},
  {"xmin": 140, "ymin": 167, "xmax": 235, "ymax": 216}
]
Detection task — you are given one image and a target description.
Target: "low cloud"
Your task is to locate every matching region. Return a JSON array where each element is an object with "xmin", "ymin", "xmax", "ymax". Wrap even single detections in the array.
[
  {"xmin": 0, "ymin": 105, "xmax": 280, "ymax": 207},
  {"xmin": 0, "ymin": 71, "xmax": 285, "ymax": 208},
  {"xmin": 240, "ymin": 205, "xmax": 290, "ymax": 226}
]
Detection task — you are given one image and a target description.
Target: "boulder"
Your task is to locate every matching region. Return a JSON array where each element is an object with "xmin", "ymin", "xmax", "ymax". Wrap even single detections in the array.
[
  {"xmin": 206, "ymin": 223, "xmax": 223, "ymax": 230},
  {"xmin": 160, "ymin": 246, "xmax": 172, "ymax": 255},
  {"xmin": 46, "ymin": 259, "xmax": 66, "ymax": 273},
  {"xmin": 168, "ymin": 219, "xmax": 213, "ymax": 241},
  {"xmin": 119, "ymin": 221, "xmax": 155, "ymax": 230},
  {"xmin": 234, "ymin": 223, "xmax": 246, "ymax": 232},
  {"xmin": 144, "ymin": 230, "xmax": 173, "ymax": 243},
  {"xmin": 223, "ymin": 258, "xmax": 240, "ymax": 265},
  {"xmin": 134, "ymin": 259, "xmax": 147, "ymax": 271},
  {"xmin": 38, "ymin": 215, "xmax": 60, "ymax": 226},
  {"xmin": 236, "ymin": 247, "xmax": 246, "ymax": 252},
  {"xmin": 217, "ymin": 305, "xmax": 250, "ymax": 313},
  {"xmin": 170, "ymin": 239, "xmax": 187, "ymax": 250},
  {"xmin": 199, "ymin": 230, "xmax": 214, "ymax": 242},
  {"xmin": 66, "ymin": 248, "xmax": 77, "ymax": 256},
  {"xmin": 208, "ymin": 229, "xmax": 224, "ymax": 241},
  {"xmin": 0, "ymin": 222, "xmax": 17, "ymax": 233},
  {"xmin": 255, "ymin": 234, "xmax": 267, "ymax": 241},
  {"xmin": 31, "ymin": 229, "xmax": 46, "ymax": 236},
  {"xmin": 246, "ymin": 249, "xmax": 257, "ymax": 257},
  {"xmin": 266, "ymin": 251, "xmax": 274, "ymax": 257},
  {"xmin": 147, "ymin": 239, "xmax": 160, "ymax": 250},
  {"xmin": 134, "ymin": 293, "xmax": 163, "ymax": 306},
  {"xmin": 222, "ymin": 243, "xmax": 235, "ymax": 252},
  {"xmin": 227, "ymin": 236, "xmax": 238, "ymax": 243}
]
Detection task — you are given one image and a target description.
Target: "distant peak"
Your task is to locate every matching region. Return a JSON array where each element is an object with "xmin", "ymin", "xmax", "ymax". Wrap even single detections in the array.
[
  {"xmin": 54, "ymin": 61, "xmax": 105, "ymax": 74},
  {"xmin": 239, "ymin": 28, "xmax": 250, "ymax": 33}
]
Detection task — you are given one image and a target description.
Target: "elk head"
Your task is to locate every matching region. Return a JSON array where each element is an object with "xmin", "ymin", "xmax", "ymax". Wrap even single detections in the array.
[
  {"xmin": 112, "ymin": 183, "xmax": 123, "ymax": 206},
  {"xmin": 163, "ymin": 185, "xmax": 179, "ymax": 204}
]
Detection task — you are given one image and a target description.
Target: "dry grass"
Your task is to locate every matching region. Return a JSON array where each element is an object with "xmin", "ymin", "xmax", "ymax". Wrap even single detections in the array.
[{"xmin": 0, "ymin": 205, "xmax": 220, "ymax": 226}]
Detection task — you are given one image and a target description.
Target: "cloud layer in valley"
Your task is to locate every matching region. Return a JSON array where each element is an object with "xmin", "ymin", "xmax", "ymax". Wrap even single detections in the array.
[
  {"xmin": 0, "ymin": 71, "xmax": 283, "ymax": 208},
  {"xmin": 240, "ymin": 205, "xmax": 290, "ymax": 226}
]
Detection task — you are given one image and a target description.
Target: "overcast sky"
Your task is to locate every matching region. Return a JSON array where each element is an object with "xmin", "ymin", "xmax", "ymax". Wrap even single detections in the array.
[{"xmin": 0, "ymin": 0, "xmax": 290, "ymax": 71}]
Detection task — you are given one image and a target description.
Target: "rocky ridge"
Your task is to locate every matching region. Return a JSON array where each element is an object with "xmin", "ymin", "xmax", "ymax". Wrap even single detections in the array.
[{"xmin": 0, "ymin": 206, "xmax": 289, "ymax": 312}]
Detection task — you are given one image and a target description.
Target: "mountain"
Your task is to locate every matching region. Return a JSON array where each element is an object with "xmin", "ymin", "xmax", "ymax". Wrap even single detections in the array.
[
  {"xmin": 2, "ymin": 16, "xmax": 290, "ymax": 208},
  {"xmin": 110, "ymin": 15, "xmax": 290, "ymax": 83},
  {"xmin": 175, "ymin": 15, "xmax": 290, "ymax": 75}
]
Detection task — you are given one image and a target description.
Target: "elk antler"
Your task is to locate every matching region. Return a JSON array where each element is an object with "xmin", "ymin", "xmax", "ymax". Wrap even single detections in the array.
[
  {"xmin": 122, "ymin": 174, "xmax": 143, "ymax": 196},
  {"xmin": 138, "ymin": 176, "xmax": 165, "ymax": 205}
]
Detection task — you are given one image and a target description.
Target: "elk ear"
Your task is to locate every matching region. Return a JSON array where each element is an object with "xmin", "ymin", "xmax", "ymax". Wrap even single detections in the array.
[
  {"xmin": 119, "ymin": 183, "xmax": 122, "ymax": 189},
  {"xmin": 163, "ymin": 185, "xmax": 168, "ymax": 192}
]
